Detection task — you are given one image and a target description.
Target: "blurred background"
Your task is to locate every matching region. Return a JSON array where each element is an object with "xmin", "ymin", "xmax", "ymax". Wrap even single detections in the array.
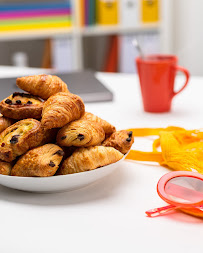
[{"xmin": 0, "ymin": 0, "xmax": 202, "ymax": 75}]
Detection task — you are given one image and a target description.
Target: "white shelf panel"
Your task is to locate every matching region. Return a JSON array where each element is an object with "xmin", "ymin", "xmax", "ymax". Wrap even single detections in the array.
[
  {"xmin": 79, "ymin": 23, "xmax": 160, "ymax": 36},
  {"xmin": 0, "ymin": 24, "xmax": 160, "ymax": 41}
]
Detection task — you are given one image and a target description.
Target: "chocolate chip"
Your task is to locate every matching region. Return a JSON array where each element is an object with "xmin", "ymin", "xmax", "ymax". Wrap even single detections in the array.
[
  {"xmin": 126, "ymin": 137, "xmax": 131, "ymax": 142},
  {"xmin": 11, "ymin": 128, "xmax": 17, "ymax": 132},
  {"xmin": 5, "ymin": 99, "xmax": 12, "ymax": 105},
  {"xmin": 10, "ymin": 135, "xmax": 20, "ymax": 144},
  {"xmin": 12, "ymin": 92, "xmax": 23, "ymax": 98},
  {"xmin": 27, "ymin": 101, "xmax": 32, "ymax": 105},
  {"xmin": 15, "ymin": 100, "xmax": 21, "ymax": 105},
  {"xmin": 1, "ymin": 143, "xmax": 5, "ymax": 147},
  {"xmin": 12, "ymin": 92, "xmax": 32, "ymax": 98},
  {"xmin": 78, "ymin": 134, "xmax": 84, "ymax": 141},
  {"xmin": 54, "ymin": 150, "xmax": 64, "ymax": 156},
  {"xmin": 61, "ymin": 136, "xmax": 66, "ymax": 140},
  {"xmin": 128, "ymin": 131, "xmax": 133, "ymax": 137},
  {"xmin": 49, "ymin": 161, "xmax": 55, "ymax": 167}
]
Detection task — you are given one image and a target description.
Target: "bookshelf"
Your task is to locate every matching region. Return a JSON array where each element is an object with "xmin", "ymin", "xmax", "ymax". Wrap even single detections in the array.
[
  {"xmin": 0, "ymin": 0, "xmax": 172, "ymax": 72},
  {"xmin": 0, "ymin": 24, "xmax": 160, "ymax": 41}
]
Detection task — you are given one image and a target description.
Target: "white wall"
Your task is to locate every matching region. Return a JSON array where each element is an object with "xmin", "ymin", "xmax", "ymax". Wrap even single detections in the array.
[{"xmin": 173, "ymin": 0, "xmax": 203, "ymax": 76}]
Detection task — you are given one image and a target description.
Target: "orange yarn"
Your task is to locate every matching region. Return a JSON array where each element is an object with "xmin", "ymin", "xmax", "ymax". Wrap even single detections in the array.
[{"xmin": 126, "ymin": 127, "xmax": 203, "ymax": 174}]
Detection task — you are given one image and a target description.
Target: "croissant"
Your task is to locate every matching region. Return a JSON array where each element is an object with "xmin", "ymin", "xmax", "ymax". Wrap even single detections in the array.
[
  {"xmin": 0, "ymin": 114, "xmax": 14, "ymax": 134},
  {"xmin": 0, "ymin": 92, "xmax": 43, "ymax": 120},
  {"xmin": 57, "ymin": 119, "xmax": 105, "ymax": 147},
  {"xmin": 81, "ymin": 112, "xmax": 116, "ymax": 136},
  {"xmin": 0, "ymin": 160, "xmax": 12, "ymax": 175},
  {"xmin": 41, "ymin": 92, "xmax": 85, "ymax": 129},
  {"xmin": 16, "ymin": 74, "xmax": 69, "ymax": 100},
  {"xmin": 0, "ymin": 119, "xmax": 43, "ymax": 162},
  {"xmin": 102, "ymin": 130, "xmax": 134, "ymax": 154},
  {"xmin": 58, "ymin": 146, "xmax": 124, "ymax": 175},
  {"xmin": 11, "ymin": 144, "xmax": 64, "ymax": 177}
]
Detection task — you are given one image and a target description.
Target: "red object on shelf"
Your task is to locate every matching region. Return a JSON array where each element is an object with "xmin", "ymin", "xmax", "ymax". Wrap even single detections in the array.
[{"xmin": 103, "ymin": 35, "xmax": 118, "ymax": 72}]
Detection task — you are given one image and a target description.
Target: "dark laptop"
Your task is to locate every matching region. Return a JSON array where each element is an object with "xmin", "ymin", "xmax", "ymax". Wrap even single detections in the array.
[{"xmin": 0, "ymin": 70, "xmax": 113, "ymax": 103}]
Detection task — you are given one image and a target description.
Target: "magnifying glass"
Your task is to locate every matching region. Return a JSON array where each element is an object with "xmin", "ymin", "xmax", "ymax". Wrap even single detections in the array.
[{"xmin": 146, "ymin": 171, "xmax": 203, "ymax": 217}]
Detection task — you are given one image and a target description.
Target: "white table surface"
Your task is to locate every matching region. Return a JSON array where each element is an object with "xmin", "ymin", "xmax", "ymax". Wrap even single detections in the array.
[{"xmin": 0, "ymin": 67, "xmax": 203, "ymax": 253}]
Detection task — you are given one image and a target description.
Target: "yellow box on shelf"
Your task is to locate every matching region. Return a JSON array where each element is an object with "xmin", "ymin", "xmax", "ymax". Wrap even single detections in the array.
[
  {"xmin": 97, "ymin": 0, "xmax": 118, "ymax": 25},
  {"xmin": 141, "ymin": 0, "xmax": 159, "ymax": 23}
]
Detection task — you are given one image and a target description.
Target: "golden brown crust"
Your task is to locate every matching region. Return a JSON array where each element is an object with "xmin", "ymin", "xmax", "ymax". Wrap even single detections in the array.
[
  {"xmin": 0, "ymin": 160, "xmax": 12, "ymax": 175},
  {"xmin": 11, "ymin": 144, "xmax": 64, "ymax": 177},
  {"xmin": 0, "ymin": 119, "xmax": 43, "ymax": 162},
  {"xmin": 102, "ymin": 130, "xmax": 134, "ymax": 154},
  {"xmin": 16, "ymin": 74, "xmax": 69, "ymax": 100},
  {"xmin": 40, "ymin": 128, "xmax": 58, "ymax": 145},
  {"xmin": 0, "ymin": 115, "xmax": 14, "ymax": 134},
  {"xmin": 41, "ymin": 92, "xmax": 85, "ymax": 129},
  {"xmin": 57, "ymin": 119, "xmax": 105, "ymax": 147},
  {"xmin": 0, "ymin": 92, "xmax": 43, "ymax": 120},
  {"xmin": 58, "ymin": 146, "xmax": 124, "ymax": 175},
  {"xmin": 81, "ymin": 112, "xmax": 116, "ymax": 135}
]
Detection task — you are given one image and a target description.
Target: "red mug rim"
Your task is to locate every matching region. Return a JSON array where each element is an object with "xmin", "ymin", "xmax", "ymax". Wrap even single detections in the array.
[{"xmin": 136, "ymin": 54, "xmax": 178, "ymax": 64}]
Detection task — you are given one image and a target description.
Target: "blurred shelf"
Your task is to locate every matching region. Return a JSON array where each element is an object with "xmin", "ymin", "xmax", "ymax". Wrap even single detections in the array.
[
  {"xmin": 0, "ymin": 23, "xmax": 161, "ymax": 41},
  {"xmin": 0, "ymin": 28, "xmax": 74, "ymax": 41},
  {"xmin": 78, "ymin": 23, "xmax": 160, "ymax": 36}
]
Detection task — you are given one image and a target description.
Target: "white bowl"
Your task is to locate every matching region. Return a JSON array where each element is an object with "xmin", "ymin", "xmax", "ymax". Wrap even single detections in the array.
[{"xmin": 0, "ymin": 154, "xmax": 126, "ymax": 193}]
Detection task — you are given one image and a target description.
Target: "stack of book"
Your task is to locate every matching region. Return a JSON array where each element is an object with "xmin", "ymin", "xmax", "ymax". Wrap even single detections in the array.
[
  {"xmin": 0, "ymin": 1, "xmax": 72, "ymax": 33},
  {"xmin": 79, "ymin": 0, "xmax": 96, "ymax": 26},
  {"xmin": 78, "ymin": 0, "xmax": 117, "ymax": 26},
  {"xmin": 78, "ymin": 0, "xmax": 159, "ymax": 27}
]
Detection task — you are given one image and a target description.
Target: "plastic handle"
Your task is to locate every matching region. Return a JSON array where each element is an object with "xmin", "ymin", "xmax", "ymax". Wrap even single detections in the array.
[
  {"xmin": 173, "ymin": 66, "xmax": 190, "ymax": 97},
  {"xmin": 145, "ymin": 204, "xmax": 177, "ymax": 217}
]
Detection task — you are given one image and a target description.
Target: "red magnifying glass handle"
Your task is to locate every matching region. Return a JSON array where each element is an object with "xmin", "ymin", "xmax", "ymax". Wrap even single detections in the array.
[{"xmin": 145, "ymin": 204, "xmax": 177, "ymax": 217}]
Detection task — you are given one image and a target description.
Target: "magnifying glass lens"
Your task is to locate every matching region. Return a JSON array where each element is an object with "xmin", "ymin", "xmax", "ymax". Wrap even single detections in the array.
[{"xmin": 165, "ymin": 176, "xmax": 203, "ymax": 204}]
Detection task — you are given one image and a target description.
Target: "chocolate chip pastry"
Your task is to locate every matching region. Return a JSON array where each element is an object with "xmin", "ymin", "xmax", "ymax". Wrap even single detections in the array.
[
  {"xmin": 102, "ymin": 130, "xmax": 134, "ymax": 154},
  {"xmin": 0, "ymin": 92, "xmax": 43, "ymax": 119},
  {"xmin": 11, "ymin": 144, "xmax": 64, "ymax": 177},
  {"xmin": 0, "ymin": 119, "xmax": 43, "ymax": 162},
  {"xmin": 57, "ymin": 119, "xmax": 105, "ymax": 147},
  {"xmin": 16, "ymin": 74, "xmax": 69, "ymax": 100},
  {"xmin": 57, "ymin": 146, "xmax": 124, "ymax": 175}
]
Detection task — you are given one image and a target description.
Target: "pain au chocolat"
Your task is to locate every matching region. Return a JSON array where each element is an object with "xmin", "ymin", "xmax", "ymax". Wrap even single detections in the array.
[
  {"xmin": 57, "ymin": 119, "xmax": 105, "ymax": 147},
  {"xmin": 102, "ymin": 130, "xmax": 134, "ymax": 154},
  {"xmin": 11, "ymin": 144, "xmax": 64, "ymax": 177}
]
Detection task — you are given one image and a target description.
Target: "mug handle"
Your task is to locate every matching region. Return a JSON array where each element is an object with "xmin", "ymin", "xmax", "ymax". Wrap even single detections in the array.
[{"xmin": 173, "ymin": 66, "xmax": 190, "ymax": 97}]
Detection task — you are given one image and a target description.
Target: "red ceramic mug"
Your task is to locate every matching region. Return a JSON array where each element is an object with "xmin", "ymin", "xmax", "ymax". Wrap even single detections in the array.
[{"xmin": 136, "ymin": 55, "xmax": 190, "ymax": 112}]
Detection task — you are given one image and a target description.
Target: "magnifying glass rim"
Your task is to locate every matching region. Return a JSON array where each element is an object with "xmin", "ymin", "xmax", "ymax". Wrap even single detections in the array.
[{"xmin": 157, "ymin": 171, "xmax": 203, "ymax": 208}]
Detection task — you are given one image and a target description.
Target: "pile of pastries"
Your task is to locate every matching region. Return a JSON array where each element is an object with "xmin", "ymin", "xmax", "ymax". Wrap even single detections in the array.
[{"xmin": 0, "ymin": 74, "xmax": 134, "ymax": 177}]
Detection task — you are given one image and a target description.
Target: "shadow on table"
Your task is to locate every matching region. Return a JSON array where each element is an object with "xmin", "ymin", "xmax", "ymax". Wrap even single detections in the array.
[{"xmin": 0, "ymin": 167, "xmax": 133, "ymax": 206}]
